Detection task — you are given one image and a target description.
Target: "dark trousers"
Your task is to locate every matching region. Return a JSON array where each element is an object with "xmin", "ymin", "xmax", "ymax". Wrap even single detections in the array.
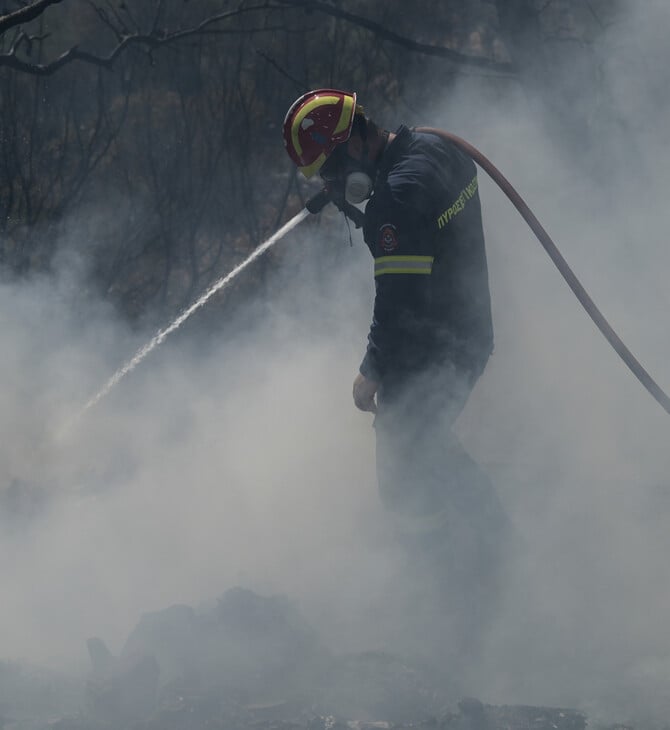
[{"xmin": 373, "ymin": 361, "xmax": 509, "ymax": 652}]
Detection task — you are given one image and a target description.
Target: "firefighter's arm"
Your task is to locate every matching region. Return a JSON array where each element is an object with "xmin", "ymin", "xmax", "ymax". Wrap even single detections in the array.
[{"xmin": 360, "ymin": 203, "xmax": 435, "ymax": 381}]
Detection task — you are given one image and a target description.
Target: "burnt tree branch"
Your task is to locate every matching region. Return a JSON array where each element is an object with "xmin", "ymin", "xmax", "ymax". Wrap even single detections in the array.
[
  {"xmin": 1, "ymin": 0, "xmax": 516, "ymax": 77},
  {"xmin": 0, "ymin": 2, "xmax": 278, "ymax": 75},
  {"xmin": 0, "ymin": 0, "xmax": 64, "ymax": 36},
  {"xmin": 273, "ymin": 0, "xmax": 515, "ymax": 73}
]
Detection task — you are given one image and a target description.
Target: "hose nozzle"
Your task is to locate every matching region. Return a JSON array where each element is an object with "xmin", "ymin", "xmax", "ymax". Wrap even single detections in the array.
[
  {"xmin": 305, "ymin": 188, "xmax": 331, "ymax": 215},
  {"xmin": 305, "ymin": 188, "xmax": 365, "ymax": 229}
]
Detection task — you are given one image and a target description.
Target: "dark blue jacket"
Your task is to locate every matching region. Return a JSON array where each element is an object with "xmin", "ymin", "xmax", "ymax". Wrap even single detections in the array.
[{"xmin": 360, "ymin": 126, "xmax": 494, "ymax": 385}]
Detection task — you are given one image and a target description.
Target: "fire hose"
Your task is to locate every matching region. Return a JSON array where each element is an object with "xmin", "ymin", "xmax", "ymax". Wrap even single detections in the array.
[{"xmin": 307, "ymin": 127, "xmax": 670, "ymax": 416}]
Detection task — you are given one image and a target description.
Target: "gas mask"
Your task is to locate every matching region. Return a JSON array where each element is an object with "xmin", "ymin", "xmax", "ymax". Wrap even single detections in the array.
[
  {"xmin": 320, "ymin": 144, "xmax": 375, "ymax": 206},
  {"xmin": 344, "ymin": 170, "xmax": 373, "ymax": 204}
]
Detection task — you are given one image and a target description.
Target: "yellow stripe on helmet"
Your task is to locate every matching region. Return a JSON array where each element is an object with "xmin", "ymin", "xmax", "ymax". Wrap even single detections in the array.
[
  {"xmin": 291, "ymin": 94, "xmax": 340, "ymax": 161},
  {"xmin": 299, "ymin": 152, "xmax": 327, "ymax": 179},
  {"xmin": 333, "ymin": 94, "xmax": 355, "ymax": 136}
]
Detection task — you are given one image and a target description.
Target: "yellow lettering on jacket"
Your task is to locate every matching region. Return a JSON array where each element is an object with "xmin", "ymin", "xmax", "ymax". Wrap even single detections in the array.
[{"xmin": 437, "ymin": 175, "xmax": 478, "ymax": 229}]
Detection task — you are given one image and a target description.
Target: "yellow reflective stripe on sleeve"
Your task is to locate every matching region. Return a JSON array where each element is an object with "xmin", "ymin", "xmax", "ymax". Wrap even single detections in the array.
[{"xmin": 374, "ymin": 255, "xmax": 434, "ymax": 276}]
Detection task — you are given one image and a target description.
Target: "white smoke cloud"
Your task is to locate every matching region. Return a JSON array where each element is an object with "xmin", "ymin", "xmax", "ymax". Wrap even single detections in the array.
[
  {"xmin": 2, "ymin": 3, "xmax": 670, "ymax": 727},
  {"xmin": 433, "ymin": 3, "xmax": 670, "ymax": 723},
  {"xmin": 0, "ymin": 215, "xmax": 402, "ymax": 676}
]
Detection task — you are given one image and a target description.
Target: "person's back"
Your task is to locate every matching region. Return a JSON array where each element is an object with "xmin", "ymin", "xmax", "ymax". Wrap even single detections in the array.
[{"xmin": 362, "ymin": 126, "xmax": 494, "ymax": 388}]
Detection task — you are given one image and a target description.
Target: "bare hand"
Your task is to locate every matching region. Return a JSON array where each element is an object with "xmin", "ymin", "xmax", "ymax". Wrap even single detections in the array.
[{"xmin": 353, "ymin": 372, "xmax": 378, "ymax": 414}]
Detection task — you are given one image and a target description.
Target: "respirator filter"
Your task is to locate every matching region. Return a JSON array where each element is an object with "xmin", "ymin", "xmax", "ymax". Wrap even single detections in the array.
[{"xmin": 345, "ymin": 171, "xmax": 373, "ymax": 205}]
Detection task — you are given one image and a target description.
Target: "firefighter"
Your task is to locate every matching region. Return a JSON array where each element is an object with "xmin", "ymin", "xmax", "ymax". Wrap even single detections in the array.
[{"xmin": 282, "ymin": 90, "xmax": 507, "ymax": 627}]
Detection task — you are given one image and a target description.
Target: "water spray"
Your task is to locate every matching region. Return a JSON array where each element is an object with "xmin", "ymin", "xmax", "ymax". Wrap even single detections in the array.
[{"xmin": 76, "ymin": 208, "xmax": 310, "ymax": 421}]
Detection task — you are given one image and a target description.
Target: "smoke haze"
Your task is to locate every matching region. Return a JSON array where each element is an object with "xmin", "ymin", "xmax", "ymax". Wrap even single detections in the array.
[{"xmin": 2, "ymin": 2, "xmax": 670, "ymax": 726}]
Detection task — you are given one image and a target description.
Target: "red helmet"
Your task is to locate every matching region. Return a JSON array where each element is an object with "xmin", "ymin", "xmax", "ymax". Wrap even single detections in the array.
[{"xmin": 282, "ymin": 89, "xmax": 357, "ymax": 178}]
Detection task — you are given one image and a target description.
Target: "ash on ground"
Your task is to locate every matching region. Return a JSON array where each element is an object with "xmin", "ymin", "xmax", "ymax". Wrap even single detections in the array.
[{"xmin": 0, "ymin": 588, "xmax": 635, "ymax": 730}]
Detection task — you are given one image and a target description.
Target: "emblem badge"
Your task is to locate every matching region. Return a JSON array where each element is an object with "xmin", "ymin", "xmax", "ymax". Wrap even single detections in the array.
[{"xmin": 379, "ymin": 224, "xmax": 399, "ymax": 253}]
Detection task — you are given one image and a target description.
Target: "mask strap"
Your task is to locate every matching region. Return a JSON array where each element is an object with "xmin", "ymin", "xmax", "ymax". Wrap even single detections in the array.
[{"xmin": 344, "ymin": 210, "xmax": 354, "ymax": 247}]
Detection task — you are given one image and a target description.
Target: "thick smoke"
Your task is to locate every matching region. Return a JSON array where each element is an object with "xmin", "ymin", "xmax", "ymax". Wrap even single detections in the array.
[
  {"xmin": 434, "ymin": 2, "xmax": 670, "ymax": 723},
  {"xmin": 0, "ymin": 218, "xmax": 391, "ymax": 669},
  {"xmin": 1, "ymin": 2, "xmax": 670, "ymax": 727}
]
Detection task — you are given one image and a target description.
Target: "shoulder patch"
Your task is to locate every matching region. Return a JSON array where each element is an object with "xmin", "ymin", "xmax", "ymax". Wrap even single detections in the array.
[{"xmin": 378, "ymin": 223, "xmax": 399, "ymax": 253}]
